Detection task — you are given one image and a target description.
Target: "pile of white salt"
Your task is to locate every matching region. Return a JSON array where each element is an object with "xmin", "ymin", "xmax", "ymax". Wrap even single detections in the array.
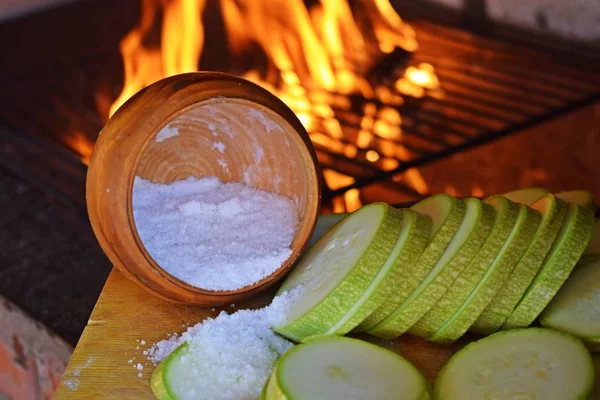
[
  {"xmin": 145, "ymin": 290, "xmax": 299, "ymax": 400},
  {"xmin": 132, "ymin": 176, "xmax": 298, "ymax": 291}
]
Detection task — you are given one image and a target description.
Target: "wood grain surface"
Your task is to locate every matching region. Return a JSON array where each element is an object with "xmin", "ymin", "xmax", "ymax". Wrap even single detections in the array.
[
  {"xmin": 86, "ymin": 72, "xmax": 321, "ymax": 306},
  {"xmin": 55, "ymin": 268, "xmax": 472, "ymax": 399}
]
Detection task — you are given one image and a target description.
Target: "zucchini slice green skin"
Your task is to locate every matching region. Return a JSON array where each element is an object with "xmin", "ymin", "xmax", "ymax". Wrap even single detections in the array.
[
  {"xmin": 369, "ymin": 198, "xmax": 489, "ymax": 340},
  {"xmin": 275, "ymin": 203, "xmax": 403, "ymax": 342},
  {"xmin": 409, "ymin": 200, "xmax": 498, "ymax": 339},
  {"xmin": 353, "ymin": 210, "xmax": 432, "ymax": 332},
  {"xmin": 429, "ymin": 200, "xmax": 538, "ymax": 344},
  {"xmin": 503, "ymin": 203, "xmax": 594, "ymax": 330},
  {"xmin": 327, "ymin": 209, "xmax": 432, "ymax": 336},
  {"xmin": 274, "ymin": 336, "xmax": 431, "ymax": 400},
  {"xmin": 259, "ymin": 378, "xmax": 268, "ymax": 400},
  {"xmin": 150, "ymin": 343, "xmax": 190, "ymax": 400},
  {"xmin": 471, "ymin": 195, "xmax": 562, "ymax": 335},
  {"xmin": 357, "ymin": 194, "xmax": 463, "ymax": 332},
  {"xmin": 265, "ymin": 367, "xmax": 286, "ymax": 400},
  {"xmin": 150, "ymin": 339, "xmax": 281, "ymax": 399},
  {"xmin": 434, "ymin": 328, "xmax": 594, "ymax": 400}
]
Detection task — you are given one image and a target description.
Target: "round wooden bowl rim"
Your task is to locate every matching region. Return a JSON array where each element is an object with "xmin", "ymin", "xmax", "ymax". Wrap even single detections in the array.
[{"xmin": 87, "ymin": 71, "xmax": 322, "ymax": 304}]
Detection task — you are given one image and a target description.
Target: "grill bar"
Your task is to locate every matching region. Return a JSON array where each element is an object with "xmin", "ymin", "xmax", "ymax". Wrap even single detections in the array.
[
  {"xmin": 0, "ymin": 0, "xmax": 598, "ymax": 211},
  {"xmin": 326, "ymin": 91, "xmax": 600, "ymax": 198}
]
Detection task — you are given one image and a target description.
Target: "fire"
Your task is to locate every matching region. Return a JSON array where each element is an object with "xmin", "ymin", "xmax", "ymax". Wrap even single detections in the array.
[
  {"xmin": 445, "ymin": 185, "xmax": 458, "ymax": 197},
  {"xmin": 109, "ymin": 0, "xmax": 440, "ymax": 211},
  {"xmin": 370, "ymin": 0, "xmax": 418, "ymax": 53},
  {"xmin": 323, "ymin": 169, "xmax": 362, "ymax": 212},
  {"xmin": 344, "ymin": 189, "xmax": 362, "ymax": 212},
  {"xmin": 64, "ymin": 132, "xmax": 94, "ymax": 165},
  {"xmin": 110, "ymin": 0, "xmax": 426, "ymax": 115},
  {"xmin": 109, "ymin": 0, "xmax": 206, "ymax": 116},
  {"xmin": 401, "ymin": 169, "xmax": 429, "ymax": 195},
  {"xmin": 471, "ymin": 186, "xmax": 485, "ymax": 198},
  {"xmin": 392, "ymin": 145, "xmax": 429, "ymax": 195},
  {"xmin": 395, "ymin": 63, "xmax": 440, "ymax": 98},
  {"xmin": 323, "ymin": 169, "xmax": 355, "ymax": 191}
]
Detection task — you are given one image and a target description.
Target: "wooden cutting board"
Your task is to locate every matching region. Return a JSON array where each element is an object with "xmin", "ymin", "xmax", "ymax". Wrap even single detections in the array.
[{"xmin": 55, "ymin": 268, "xmax": 471, "ymax": 399}]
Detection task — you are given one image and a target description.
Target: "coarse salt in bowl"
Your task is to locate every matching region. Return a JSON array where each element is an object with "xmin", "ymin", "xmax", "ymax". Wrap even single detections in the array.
[{"xmin": 86, "ymin": 72, "xmax": 321, "ymax": 306}]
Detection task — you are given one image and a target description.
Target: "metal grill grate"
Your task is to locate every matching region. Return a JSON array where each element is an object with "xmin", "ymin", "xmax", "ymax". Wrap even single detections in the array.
[
  {"xmin": 308, "ymin": 21, "xmax": 600, "ymax": 204},
  {"xmin": 0, "ymin": 3, "xmax": 598, "ymax": 212}
]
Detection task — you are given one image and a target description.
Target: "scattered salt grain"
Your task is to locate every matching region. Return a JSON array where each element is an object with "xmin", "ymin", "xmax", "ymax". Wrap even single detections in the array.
[
  {"xmin": 144, "ymin": 289, "xmax": 300, "ymax": 400},
  {"xmin": 140, "ymin": 340, "xmax": 146, "ymax": 345},
  {"xmin": 128, "ymin": 359, "xmax": 133, "ymax": 364},
  {"xmin": 74, "ymin": 357, "xmax": 94, "ymax": 377},
  {"xmin": 135, "ymin": 363, "xmax": 143, "ymax": 371},
  {"xmin": 137, "ymin": 373, "xmax": 143, "ymax": 378},
  {"xmin": 63, "ymin": 379, "xmax": 79, "ymax": 391},
  {"xmin": 62, "ymin": 357, "xmax": 94, "ymax": 391},
  {"xmin": 132, "ymin": 176, "xmax": 298, "ymax": 291}
]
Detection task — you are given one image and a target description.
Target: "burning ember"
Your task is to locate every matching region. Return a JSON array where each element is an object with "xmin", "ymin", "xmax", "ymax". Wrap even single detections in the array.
[{"xmin": 109, "ymin": 0, "xmax": 443, "ymax": 211}]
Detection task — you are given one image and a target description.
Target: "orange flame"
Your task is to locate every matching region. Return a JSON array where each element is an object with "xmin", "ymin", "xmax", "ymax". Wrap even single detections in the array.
[
  {"xmin": 471, "ymin": 186, "xmax": 484, "ymax": 197},
  {"xmin": 323, "ymin": 169, "xmax": 355, "ymax": 191},
  {"xmin": 110, "ymin": 0, "xmax": 423, "ymax": 116},
  {"xmin": 344, "ymin": 188, "xmax": 362, "ymax": 212},
  {"xmin": 109, "ymin": 0, "xmax": 438, "ymax": 207},
  {"xmin": 392, "ymin": 145, "xmax": 429, "ymax": 195},
  {"xmin": 445, "ymin": 185, "xmax": 458, "ymax": 197},
  {"xmin": 64, "ymin": 132, "xmax": 94, "ymax": 165},
  {"xmin": 109, "ymin": 0, "xmax": 206, "ymax": 116}
]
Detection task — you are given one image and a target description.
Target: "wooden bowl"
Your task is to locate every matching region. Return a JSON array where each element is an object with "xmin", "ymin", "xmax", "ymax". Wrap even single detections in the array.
[{"xmin": 86, "ymin": 72, "xmax": 321, "ymax": 306}]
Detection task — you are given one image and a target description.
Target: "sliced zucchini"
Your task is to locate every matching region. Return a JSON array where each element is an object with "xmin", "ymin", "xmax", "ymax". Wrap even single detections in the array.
[
  {"xmin": 503, "ymin": 202, "xmax": 594, "ymax": 329},
  {"xmin": 471, "ymin": 194, "xmax": 564, "ymax": 334},
  {"xmin": 356, "ymin": 194, "xmax": 465, "ymax": 332},
  {"xmin": 269, "ymin": 336, "xmax": 431, "ymax": 400},
  {"xmin": 369, "ymin": 198, "xmax": 489, "ymax": 340},
  {"xmin": 503, "ymin": 187, "xmax": 549, "ymax": 205},
  {"xmin": 428, "ymin": 200, "xmax": 537, "ymax": 344},
  {"xmin": 555, "ymin": 189, "xmax": 596, "ymax": 211},
  {"xmin": 540, "ymin": 260, "xmax": 600, "ymax": 340},
  {"xmin": 435, "ymin": 328, "xmax": 594, "ymax": 400},
  {"xmin": 264, "ymin": 368, "xmax": 286, "ymax": 399},
  {"xmin": 410, "ymin": 198, "xmax": 499, "ymax": 338},
  {"xmin": 150, "ymin": 339, "xmax": 279, "ymax": 400},
  {"xmin": 584, "ymin": 219, "xmax": 600, "ymax": 257},
  {"xmin": 275, "ymin": 203, "xmax": 403, "ymax": 342},
  {"xmin": 324, "ymin": 209, "xmax": 431, "ymax": 336},
  {"xmin": 151, "ymin": 343, "xmax": 190, "ymax": 400},
  {"xmin": 259, "ymin": 377, "xmax": 268, "ymax": 400}
]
